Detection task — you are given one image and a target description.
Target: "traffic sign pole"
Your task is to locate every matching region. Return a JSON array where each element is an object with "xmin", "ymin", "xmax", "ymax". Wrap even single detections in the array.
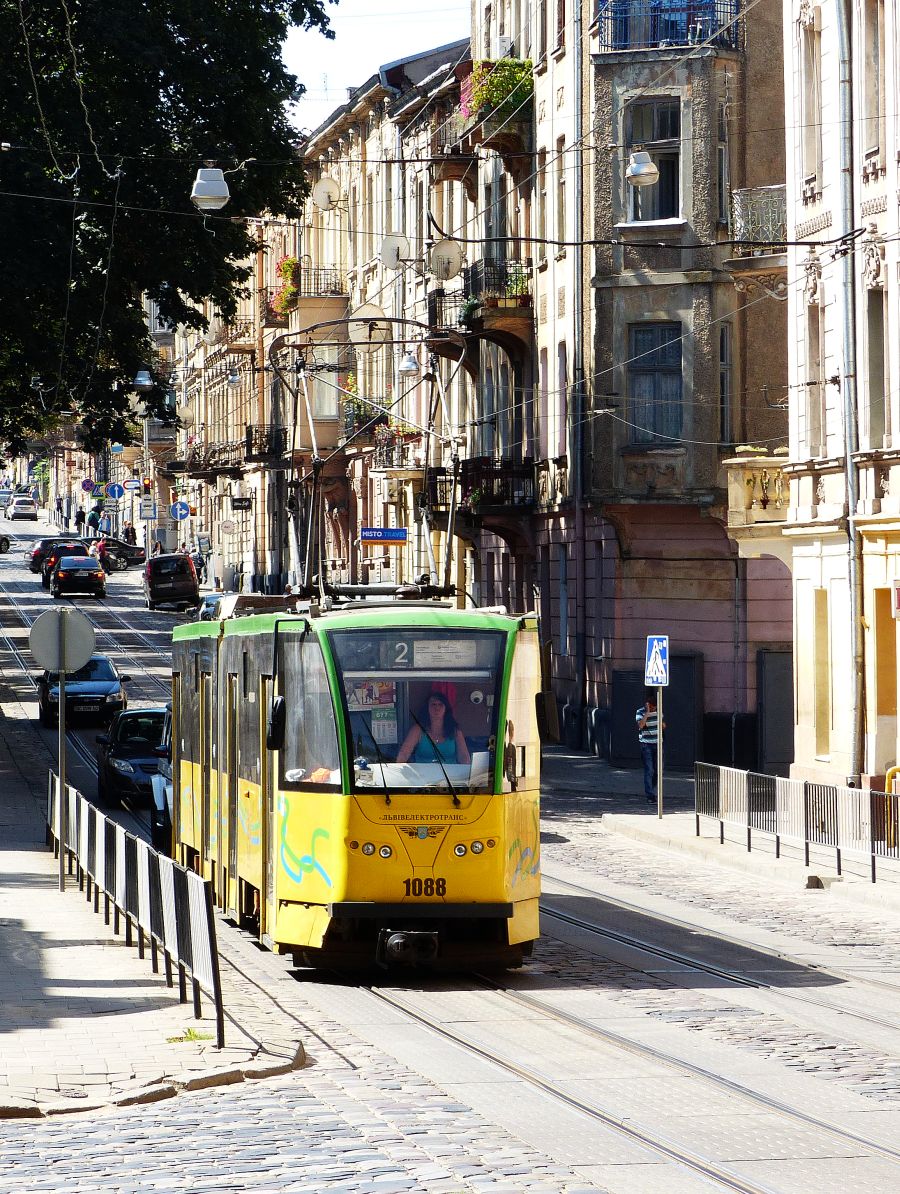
[
  {"xmin": 657, "ymin": 685, "xmax": 664, "ymax": 820},
  {"xmin": 57, "ymin": 612, "xmax": 67, "ymax": 892}
]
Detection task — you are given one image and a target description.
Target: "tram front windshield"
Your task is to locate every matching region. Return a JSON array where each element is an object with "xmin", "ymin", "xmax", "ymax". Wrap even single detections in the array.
[{"xmin": 328, "ymin": 627, "xmax": 506, "ymax": 793}]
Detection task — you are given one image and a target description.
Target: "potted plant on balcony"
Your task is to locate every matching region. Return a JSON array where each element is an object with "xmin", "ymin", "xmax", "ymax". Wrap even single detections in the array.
[
  {"xmin": 272, "ymin": 255, "xmax": 301, "ymax": 316},
  {"xmin": 458, "ymin": 295, "xmax": 481, "ymax": 327},
  {"xmin": 505, "ymin": 262, "xmax": 531, "ymax": 307}
]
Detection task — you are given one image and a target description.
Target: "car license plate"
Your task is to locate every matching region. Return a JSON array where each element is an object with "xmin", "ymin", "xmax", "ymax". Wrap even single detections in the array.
[{"xmin": 73, "ymin": 704, "xmax": 95, "ymax": 712}]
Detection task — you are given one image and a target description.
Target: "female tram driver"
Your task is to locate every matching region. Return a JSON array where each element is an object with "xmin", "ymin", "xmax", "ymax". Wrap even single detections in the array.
[{"xmin": 396, "ymin": 691, "xmax": 471, "ymax": 766}]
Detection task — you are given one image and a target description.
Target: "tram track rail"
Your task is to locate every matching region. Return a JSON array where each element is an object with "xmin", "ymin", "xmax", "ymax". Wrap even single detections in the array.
[
  {"xmin": 360, "ymin": 979, "xmax": 882, "ymax": 1194},
  {"xmin": 541, "ymin": 873, "xmax": 900, "ymax": 1013}
]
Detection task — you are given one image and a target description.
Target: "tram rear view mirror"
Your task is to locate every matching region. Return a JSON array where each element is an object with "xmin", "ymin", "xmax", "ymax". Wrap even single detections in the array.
[
  {"xmin": 266, "ymin": 695, "xmax": 286, "ymax": 750},
  {"xmin": 535, "ymin": 690, "xmax": 560, "ymax": 744}
]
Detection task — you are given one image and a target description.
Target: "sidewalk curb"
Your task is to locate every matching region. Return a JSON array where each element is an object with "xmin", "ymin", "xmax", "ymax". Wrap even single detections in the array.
[{"xmin": 602, "ymin": 811, "xmax": 900, "ymax": 916}]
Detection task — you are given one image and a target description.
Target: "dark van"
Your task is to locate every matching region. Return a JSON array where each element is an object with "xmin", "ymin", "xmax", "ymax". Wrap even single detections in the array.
[{"xmin": 142, "ymin": 553, "xmax": 199, "ymax": 611}]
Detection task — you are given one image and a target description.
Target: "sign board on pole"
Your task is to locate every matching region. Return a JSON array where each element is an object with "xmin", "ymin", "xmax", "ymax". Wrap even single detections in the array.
[
  {"xmin": 105, "ymin": 482, "xmax": 125, "ymax": 500},
  {"xmin": 81, "ymin": 478, "xmax": 95, "ymax": 493},
  {"xmin": 230, "ymin": 496, "xmax": 252, "ymax": 512},
  {"xmin": 29, "ymin": 608, "xmax": 95, "ymax": 672},
  {"xmin": 361, "ymin": 526, "xmax": 408, "ymax": 545},
  {"xmin": 171, "ymin": 500, "xmax": 190, "ymax": 521},
  {"xmin": 644, "ymin": 634, "xmax": 670, "ymax": 687},
  {"xmin": 139, "ymin": 496, "xmax": 156, "ymax": 520},
  {"xmin": 123, "ymin": 478, "xmax": 142, "ymax": 493},
  {"xmin": 110, "ymin": 443, "xmax": 124, "ymax": 454},
  {"xmin": 91, "ymin": 483, "xmax": 105, "ymax": 499}
]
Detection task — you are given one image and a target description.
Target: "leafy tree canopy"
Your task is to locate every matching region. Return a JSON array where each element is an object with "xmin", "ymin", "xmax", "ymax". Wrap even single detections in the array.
[{"xmin": 0, "ymin": 0, "xmax": 333, "ymax": 451}]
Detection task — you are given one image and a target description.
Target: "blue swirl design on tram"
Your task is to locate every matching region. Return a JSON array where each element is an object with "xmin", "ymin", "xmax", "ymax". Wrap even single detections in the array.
[
  {"xmin": 237, "ymin": 796, "xmax": 261, "ymax": 847},
  {"xmin": 277, "ymin": 796, "xmax": 332, "ymax": 887}
]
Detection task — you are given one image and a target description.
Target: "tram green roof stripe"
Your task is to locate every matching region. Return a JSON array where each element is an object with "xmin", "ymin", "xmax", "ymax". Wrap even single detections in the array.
[
  {"xmin": 217, "ymin": 609, "xmax": 523, "ymax": 636},
  {"xmin": 173, "ymin": 621, "xmax": 221, "ymax": 641}
]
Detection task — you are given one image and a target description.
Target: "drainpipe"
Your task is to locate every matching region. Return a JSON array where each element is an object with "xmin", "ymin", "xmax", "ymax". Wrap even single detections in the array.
[
  {"xmin": 836, "ymin": 0, "xmax": 863, "ymax": 782},
  {"xmin": 573, "ymin": 0, "xmax": 587, "ymax": 741}
]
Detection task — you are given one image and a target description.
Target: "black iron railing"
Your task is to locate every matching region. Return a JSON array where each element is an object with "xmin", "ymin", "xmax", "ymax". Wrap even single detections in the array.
[
  {"xmin": 595, "ymin": 0, "xmax": 740, "ymax": 51},
  {"xmin": 463, "ymin": 259, "xmax": 530, "ymax": 300},
  {"xmin": 460, "ymin": 456, "xmax": 536, "ymax": 508},
  {"xmin": 297, "ymin": 266, "xmax": 347, "ymax": 297},
  {"xmin": 245, "ymin": 424, "xmax": 287, "ymax": 462},
  {"xmin": 427, "ymin": 290, "xmax": 468, "ymax": 329}
]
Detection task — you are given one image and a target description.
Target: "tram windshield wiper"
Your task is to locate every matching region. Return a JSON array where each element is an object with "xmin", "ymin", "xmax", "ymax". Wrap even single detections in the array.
[
  {"xmin": 357, "ymin": 721, "xmax": 392, "ymax": 805},
  {"xmin": 409, "ymin": 712, "xmax": 462, "ymax": 807}
]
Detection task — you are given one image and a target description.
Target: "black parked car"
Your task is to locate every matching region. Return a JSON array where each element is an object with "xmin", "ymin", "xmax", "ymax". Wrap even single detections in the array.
[
  {"xmin": 142, "ymin": 553, "xmax": 199, "ymax": 610},
  {"xmin": 98, "ymin": 536, "xmax": 146, "ymax": 570},
  {"xmin": 50, "ymin": 556, "xmax": 107, "ymax": 599},
  {"xmin": 37, "ymin": 654, "xmax": 130, "ymax": 726},
  {"xmin": 41, "ymin": 541, "xmax": 89, "ymax": 587},
  {"xmin": 28, "ymin": 537, "xmax": 76, "ymax": 573},
  {"xmin": 96, "ymin": 706, "xmax": 166, "ymax": 806}
]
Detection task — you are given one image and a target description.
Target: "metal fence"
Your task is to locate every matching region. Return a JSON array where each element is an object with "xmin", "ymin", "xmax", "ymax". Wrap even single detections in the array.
[
  {"xmin": 595, "ymin": 1, "xmax": 741, "ymax": 52},
  {"xmin": 695, "ymin": 762, "xmax": 900, "ymax": 882},
  {"xmin": 47, "ymin": 773, "xmax": 225, "ymax": 1047}
]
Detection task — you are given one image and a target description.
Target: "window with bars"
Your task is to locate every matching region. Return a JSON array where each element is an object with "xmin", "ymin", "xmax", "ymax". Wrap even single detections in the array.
[{"xmin": 627, "ymin": 322, "xmax": 683, "ymax": 442}]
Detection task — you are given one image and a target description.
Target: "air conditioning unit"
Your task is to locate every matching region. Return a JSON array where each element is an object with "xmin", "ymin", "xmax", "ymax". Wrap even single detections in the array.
[{"xmin": 494, "ymin": 34, "xmax": 513, "ymax": 58}]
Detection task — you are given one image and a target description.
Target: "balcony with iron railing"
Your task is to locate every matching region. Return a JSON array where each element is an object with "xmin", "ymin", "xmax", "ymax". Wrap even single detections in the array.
[
  {"xmin": 371, "ymin": 430, "xmax": 424, "ymax": 473},
  {"xmin": 427, "ymin": 456, "xmax": 536, "ymax": 514},
  {"xmin": 723, "ymin": 453, "xmax": 789, "ymax": 562},
  {"xmin": 723, "ymin": 184, "xmax": 787, "ymax": 297},
  {"xmin": 595, "ymin": 1, "xmax": 741, "ymax": 52},
  {"xmin": 245, "ymin": 424, "xmax": 288, "ymax": 464},
  {"xmin": 436, "ymin": 60, "xmax": 534, "ymax": 184}
]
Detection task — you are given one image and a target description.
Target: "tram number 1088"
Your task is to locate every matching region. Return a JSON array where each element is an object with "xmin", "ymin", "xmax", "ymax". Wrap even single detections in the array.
[{"xmin": 403, "ymin": 877, "xmax": 447, "ymax": 897}]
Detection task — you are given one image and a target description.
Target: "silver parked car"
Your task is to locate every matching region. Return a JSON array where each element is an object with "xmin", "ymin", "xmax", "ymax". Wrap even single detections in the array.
[{"xmin": 7, "ymin": 496, "xmax": 38, "ymax": 520}]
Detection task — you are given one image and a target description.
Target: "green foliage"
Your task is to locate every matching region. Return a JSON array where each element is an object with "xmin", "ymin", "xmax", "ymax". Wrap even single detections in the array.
[
  {"xmin": 467, "ymin": 59, "xmax": 534, "ymax": 123},
  {"xmin": 505, "ymin": 264, "xmax": 528, "ymax": 297},
  {"xmin": 0, "ymin": 1, "xmax": 333, "ymax": 452},
  {"xmin": 272, "ymin": 255, "xmax": 301, "ymax": 314}
]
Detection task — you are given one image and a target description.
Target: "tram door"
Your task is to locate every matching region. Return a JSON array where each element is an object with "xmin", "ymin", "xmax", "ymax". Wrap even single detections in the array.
[
  {"xmin": 226, "ymin": 674, "xmax": 239, "ymax": 913},
  {"xmin": 260, "ymin": 675, "xmax": 275, "ymax": 942},
  {"xmin": 200, "ymin": 672, "xmax": 213, "ymax": 880}
]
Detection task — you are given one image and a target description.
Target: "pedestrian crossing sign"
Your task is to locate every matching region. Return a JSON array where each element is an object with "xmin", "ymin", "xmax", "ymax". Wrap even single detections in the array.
[{"xmin": 645, "ymin": 635, "xmax": 669, "ymax": 687}]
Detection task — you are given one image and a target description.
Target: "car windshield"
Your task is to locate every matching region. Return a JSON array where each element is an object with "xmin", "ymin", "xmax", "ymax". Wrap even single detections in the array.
[
  {"xmin": 327, "ymin": 627, "xmax": 505, "ymax": 793},
  {"xmin": 113, "ymin": 712, "xmax": 164, "ymax": 745},
  {"xmin": 49, "ymin": 658, "xmax": 116, "ymax": 683}
]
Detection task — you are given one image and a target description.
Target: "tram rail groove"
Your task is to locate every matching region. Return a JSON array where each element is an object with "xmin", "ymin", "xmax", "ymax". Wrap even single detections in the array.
[
  {"xmin": 469, "ymin": 972, "xmax": 900, "ymax": 1166},
  {"xmin": 541, "ymin": 902, "xmax": 900, "ymax": 1040},
  {"xmin": 542, "ymin": 872, "xmax": 900, "ymax": 1001},
  {"xmin": 363, "ymin": 983, "xmax": 782, "ymax": 1194}
]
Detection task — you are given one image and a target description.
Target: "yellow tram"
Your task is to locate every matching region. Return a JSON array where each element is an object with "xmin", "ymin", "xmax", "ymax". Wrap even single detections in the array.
[{"xmin": 170, "ymin": 600, "xmax": 547, "ymax": 967}]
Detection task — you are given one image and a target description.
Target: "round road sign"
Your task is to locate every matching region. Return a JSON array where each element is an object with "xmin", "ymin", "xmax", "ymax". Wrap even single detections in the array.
[
  {"xmin": 29, "ymin": 609, "xmax": 96, "ymax": 673},
  {"xmin": 81, "ymin": 478, "xmax": 95, "ymax": 493},
  {"xmin": 105, "ymin": 482, "xmax": 125, "ymax": 500},
  {"xmin": 171, "ymin": 500, "xmax": 190, "ymax": 521}
]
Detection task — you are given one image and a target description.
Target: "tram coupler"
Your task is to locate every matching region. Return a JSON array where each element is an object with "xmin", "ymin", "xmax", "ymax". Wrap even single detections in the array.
[{"xmin": 376, "ymin": 928, "xmax": 439, "ymax": 966}]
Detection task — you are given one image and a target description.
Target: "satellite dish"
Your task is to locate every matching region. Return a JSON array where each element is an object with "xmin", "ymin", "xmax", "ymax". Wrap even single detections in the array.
[
  {"xmin": 201, "ymin": 314, "xmax": 222, "ymax": 346},
  {"xmin": 430, "ymin": 238, "xmax": 463, "ymax": 282},
  {"xmin": 312, "ymin": 177, "xmax": 341, "ymax": 211},
  {"xmin": 380, "ymin": 233, "xmax": 411, "ymax": 270},
  {"xmin": 348, "ymin": 303, "xmax": 390, "ymax": 354},
  {"xmin": 176, "ymin": 404, "xmax": 195, "ymax": 427}
]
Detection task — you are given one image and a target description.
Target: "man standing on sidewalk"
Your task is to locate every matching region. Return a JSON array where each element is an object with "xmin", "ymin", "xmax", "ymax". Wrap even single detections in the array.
[{"xmin": 636, "ymin": 690, "xmax": 664, "ymax": 803}]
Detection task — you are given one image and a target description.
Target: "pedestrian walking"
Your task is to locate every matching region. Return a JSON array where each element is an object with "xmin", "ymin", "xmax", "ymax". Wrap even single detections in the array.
[
  {"xmin": 151, "ymin": 539, "xmax": 163, "ymax": 557},
  {"xmin": 123, "ymin": 521, "xmax": 137, "ymax": 546},
  {"xmin": 636, "ymin": 690, "xmax": 665, "ymax": 804},
  {"xmin": 74, "ymin": 507, "xmax": 86, "ymax": 535},
  {"xmin": 86, "ymin": 507, "xmax": 100, "ymax": 537},
  {"xmin": 98, "ymin": 510, "xmax": 112, "ymax": 536},
  {"xmin": 95, "ymin": 536, "xmax": 110, "ymax": 572},
  {"xmin": 55, "ymin": 496, "xmax": 64, "ymax": 525}
]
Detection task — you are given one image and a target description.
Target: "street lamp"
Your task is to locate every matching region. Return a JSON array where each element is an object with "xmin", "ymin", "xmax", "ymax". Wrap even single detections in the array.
[
  {"xmin": 190, "ymin": 166, "xmax": 230, "ymax": 212},
  {"xmin": 625, "ymin": 150, "xmax": 660, "ymax": 188},
  {"xmin": 398, "ymin": 350, "xmax": 420, "ymax": 375}
]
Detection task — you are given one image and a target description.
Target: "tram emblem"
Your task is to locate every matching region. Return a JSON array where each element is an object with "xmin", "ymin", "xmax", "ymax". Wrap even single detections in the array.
[{"xmin": 399, "ymin": 825, "xmax": 441, "ymax": 839}]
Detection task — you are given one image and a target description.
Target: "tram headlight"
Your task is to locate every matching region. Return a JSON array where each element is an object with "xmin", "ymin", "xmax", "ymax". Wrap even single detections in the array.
[
  {"xmin": 453, "ymin": 844, "xmax": 467, "ymax": 857},
  {"xmin": 470, "ymin": 840, "xmax": 484, "ymax": 854},
  {"xmin": 379, "ymin": 845, "xmax": 392, "ymax": 859},
  {"xmin": 362, "ymin": 842, "xmax": 376, "ymax": 856}
]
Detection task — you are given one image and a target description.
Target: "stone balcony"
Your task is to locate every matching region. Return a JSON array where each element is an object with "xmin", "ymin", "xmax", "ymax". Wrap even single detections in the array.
[{"xmin": 724, "ymin": 453, "xmax": 789, "ymax": 563}]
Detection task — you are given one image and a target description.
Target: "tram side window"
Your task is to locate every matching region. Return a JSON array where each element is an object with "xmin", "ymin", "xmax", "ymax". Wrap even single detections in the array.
[
  {"xmin": 279, "ymin": 634, "xmax": 340, "ymax": 787},
  {"xmin": 178, "ymin": 659, "xmax": 200, "ymax": 762},
  {"xmin": 502, "ymin": 632, "xmax": 541, "ymax": 793}
]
